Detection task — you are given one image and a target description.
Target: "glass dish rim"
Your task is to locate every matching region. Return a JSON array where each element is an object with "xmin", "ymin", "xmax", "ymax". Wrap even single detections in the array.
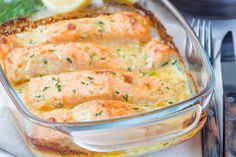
[{"xmin": 0, "ymin": 0, "xmax": 215, "ymax": 129}]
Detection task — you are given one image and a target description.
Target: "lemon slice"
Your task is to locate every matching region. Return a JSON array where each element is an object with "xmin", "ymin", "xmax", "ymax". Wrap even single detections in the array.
[
  {"xmin": 103, "ymin": 0, "xmax": 138, "ymax": 5},
  {"xmin": 41, "ymin": 0, "xmax": 92, "ymax": 13}
]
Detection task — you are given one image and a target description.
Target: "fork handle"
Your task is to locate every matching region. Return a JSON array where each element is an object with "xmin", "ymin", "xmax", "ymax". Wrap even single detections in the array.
[
  {"xmin": 202, "ymin": 96, "xmax": 221, "ymax": 157},
  {"xmin": 224, "ymin": 92, "xmax": 236, "ymax": 157}
]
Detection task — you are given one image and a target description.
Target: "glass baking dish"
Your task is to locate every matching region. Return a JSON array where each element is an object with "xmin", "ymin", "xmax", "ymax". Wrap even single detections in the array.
[{"xmin": 0, "ymin": 0, "xmax": 215, "ymax": 156}]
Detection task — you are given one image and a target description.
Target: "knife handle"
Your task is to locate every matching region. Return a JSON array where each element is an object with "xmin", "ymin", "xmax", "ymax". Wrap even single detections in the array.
[
  {"xmin": 202, "ymin": 96, "xmax": 221, "ymax": 157},
  {"xmin": 224, "ymin": 92, "xmax": 236, "ymax": 157}
]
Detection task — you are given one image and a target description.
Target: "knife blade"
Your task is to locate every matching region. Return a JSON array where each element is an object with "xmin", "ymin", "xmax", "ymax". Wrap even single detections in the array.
[{"xmin": 221, "ymin": 32, "xmax": 236, "ymax": 157}]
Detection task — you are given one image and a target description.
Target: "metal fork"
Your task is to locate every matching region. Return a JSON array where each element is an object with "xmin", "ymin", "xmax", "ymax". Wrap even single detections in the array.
[
  {"xmin": 188, "ymin": 18, "xmax": 221, "ymax": 157},
  {"xmin": 190, "ymin": 19, "xmax": 214, "ymax": 65}
]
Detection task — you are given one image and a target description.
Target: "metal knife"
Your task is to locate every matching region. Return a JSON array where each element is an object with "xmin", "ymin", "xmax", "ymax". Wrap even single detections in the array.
[
  {"xmin": 221, "ymin": 32, "xmax": 236, "ymax": 157},
  {"xmin": 202, "ymin": 95, "xmax": 221, "ymax": 157}
]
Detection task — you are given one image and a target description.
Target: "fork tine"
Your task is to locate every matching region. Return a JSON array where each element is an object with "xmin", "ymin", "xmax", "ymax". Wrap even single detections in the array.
[
  {"xmin": 189, "ymin": 18, "xmax": 214, "ymax": 64},
  {"xmin": 207, "ymin": 21, "xmax": 214, "ymax": 64},
  {"xmin": 196, "ymin": 19, "xmax": 200, "ymax": 37},
  {"xmin": 185, "ymin": 18, "xmax": 196, "ymax": 58},
  {"xmin": 191, "ymin": 18, "xmax": 195, "ymax": 28},
  {"xmin": 200, "ymin": 19, "xmax": 206, "ymax": 49}
]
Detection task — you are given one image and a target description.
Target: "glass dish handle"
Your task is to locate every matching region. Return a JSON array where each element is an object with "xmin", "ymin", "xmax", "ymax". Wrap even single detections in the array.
[{"xmin": 60, "ymin": 103, "xmax": 202, "ymax": 152}]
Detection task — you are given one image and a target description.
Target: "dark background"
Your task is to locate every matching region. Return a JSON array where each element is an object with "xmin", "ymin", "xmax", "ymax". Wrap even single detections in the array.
[{"xmin": 170, "ymin": 0, "xmax": 236, "ymax": 18}]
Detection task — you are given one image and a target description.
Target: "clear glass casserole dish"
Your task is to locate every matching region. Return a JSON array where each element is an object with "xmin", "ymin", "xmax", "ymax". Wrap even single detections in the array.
[{"xmin": 0, "ymin": 0, "xmax": 215, "ymax": 156}]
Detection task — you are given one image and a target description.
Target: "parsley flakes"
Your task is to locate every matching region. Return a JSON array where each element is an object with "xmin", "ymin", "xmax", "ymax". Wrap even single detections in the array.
[
  {"xmin": 42, "ymin": 59, "xmax": 48, "ymax": 64},
  {"xmin": 29, "ymin": 54, "xmax": 35, "ymax": 58},
  {"xmin": 87, "ymin": 76, "xmax": 94, "ymax": 80},
  {"xmin": 161, "ymin": 62, "xmax": 168, "ymax": 67},
  {"xmin": 56, "ymin": 84, "xmax": 62, "ymax": 92},
  {"xmin": 28, "ymin": 39, "xmax": 37, "ymax": 45},
  {"xmin": 115, "ymin": 91, "xmax": 120, "ymax": 95},
  {"xmin": 34, "ymin": 95, "xmax": 41, "ymax": 99},
  {"xmin": 42, "ymin": 86, "xmax": 50, "ymax": 91},
  {"xmin": 96, "ymin": 20, "xmax": 104, "ymax": 32},
  {"xmin": 66, "ymin": 57, "xmax": 72, "ymax": 64},
  {"xmin": 127, "ymin": 67, "xmax": 132, "ymax": 71},
  {"xmin": 52, "ymin": 77, "xmax": 57, "ymax": 82},
  {"xmin": 123, "ymin": 94, "xmax": 129, "ymax": 102},
  {"xmin": 95, "ymin": 111, "xmax": 103, "ymax": 116},
  {"xmin": 171, "ymin": 60, "xmax": 177, "ymax": 65},
  {"xmin": 72, "ymin": 89, "xmax": 76, "ymax": 94},
  {"xmin": 52, "ymin": 77, "xmax": 62, "ymax": 92},
  {"xmin": 89, "ymin": 53, "xmax": 96, "ymax": 65}
]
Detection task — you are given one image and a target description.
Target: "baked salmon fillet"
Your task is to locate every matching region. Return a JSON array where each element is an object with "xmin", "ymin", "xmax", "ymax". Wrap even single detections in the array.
[
  {"xmin": 23, "ymin": 69, "xmax": 160, "ymax": 111},
  {"xmin": 22, "ymin": 68, "xmax": 191, "ymax": 112},
  {"xmin": 0, "ymin": 12, "xmax": 152, "ymax": 55},
  {"xmin": 41, "ymin": 100, "xmax": 142, "ymax": 122},
  {"xmin": 4, "ymin": 39, "xmax": 174, "ymax": 84}
]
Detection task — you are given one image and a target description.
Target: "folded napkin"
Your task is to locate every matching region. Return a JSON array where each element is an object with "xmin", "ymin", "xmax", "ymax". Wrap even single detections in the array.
[{"xmin": 0, "ymin": 93, "xmax": 33, "ymax": 157}]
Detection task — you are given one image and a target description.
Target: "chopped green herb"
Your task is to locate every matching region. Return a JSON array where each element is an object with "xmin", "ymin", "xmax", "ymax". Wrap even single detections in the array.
[
  {"xmin": 87, "ymin": 76, "xmax": 94, "ymax": 80},
  {"xmin": 55, "ymin": 83, "xmax": 62, "ymax": 92},
  {"xmin": 123, "ymin": 94, "xmax": 129, "ymax": 102},
  {"xmin": 127, "ymin": 67, "xmax": 132, "ymax": 72},
  {"xmin": 72, "ymin": 89, "xmax": 76, "ymax": 94},
  {"xmin": 52, "ymin": 77, "xmax": 57, "ymax": 82},
  {"xmin": 142, "ymin": 71, "xmax": 157, "ymax": 77},
  {"xmin": 81, "ymin": 81, "xmax": 86, "ymax": 85},
  {"xmin": 42, "ymin": 86, "xmax": 50, "ymax": 91},
  {"xmin": 166, "ymin": 87, "xmax": 169, "ymax": 90},
  {"xmin": 66, "ymin": 57, "xmax": 72, "ymax": 64},
  {"xmin": 97, "ymin": 20, "xmax": 104, "ymax": 25},
  {"xmin": 133, "ymin": 108, "xmax": 139, "ymax": 111},
  {"xmin": 42, "ymin": 59, "xmax": 48, "ymax": 64},
  {"xmin": 163, "ymin": 143, "xmax": 169, "ymax": 147},
  {"xmin": 52, "ymin": 78, "xmax": 62, "ymax": 92},
  {"xmin": 161, "ymin": 62, "xmax": 168, "ymax": 67},
  {"xmin": 29, "ymin": 54, "xmax": 35, "ymax": 58},
  {"xmin": 115, "ymin": 91, "xmax": 120, "ymax": 95},
  {"xmin": 28, "ymin": 39, "xmax": 37, "ymax": 45},
  {"xmin": 111, "ymin": 71, "xmax": 116, "ymax": 76},
  {"xmin": 17, "ymin": 89, "xmax": 23, "ymax": 94},
  {"xmin": 152, "ymin": 63, "xmax": 155, "ymax": 68},
  {"xmin": 89, "ymin": 53, "xmax": 96, "ymax": 65},
  {"xmin": 95, "ymin": 111, "xmax": 103, "ymax": 116},
  {"xmin": 96, "ymin": 20, "xmax": 104, "ymax": 32},
  {"xmin": 171, "ymin": 60, "xmax": 177, "ymax": 65},
  {"xmin": 34, "ymin": 95, "xmax": 41, "ymax": 99},
  {"xmin": 48, "ymin": 49, "xmax": 55, "ymax": 52},
  {"xmin": 0, "ymin": 0, "xmax": 43, "ymax": 24},
  {"xmin": 39, "ymin": 74, "xmax": 43, "ymax": 77},
  {"xmin": 168, "ymin": 101, "xmax": 173, "ymax": 104},
  {"xmin": 116, "ymin": 49, "xmax": 121, "ymax": 52},
  {"xmin": 55, "ymin": 103, "xmax": 63, "ymax": 108},
  {"xmin": 144, "ymin": 54, "xmax": 148, "ymax": 65}
]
